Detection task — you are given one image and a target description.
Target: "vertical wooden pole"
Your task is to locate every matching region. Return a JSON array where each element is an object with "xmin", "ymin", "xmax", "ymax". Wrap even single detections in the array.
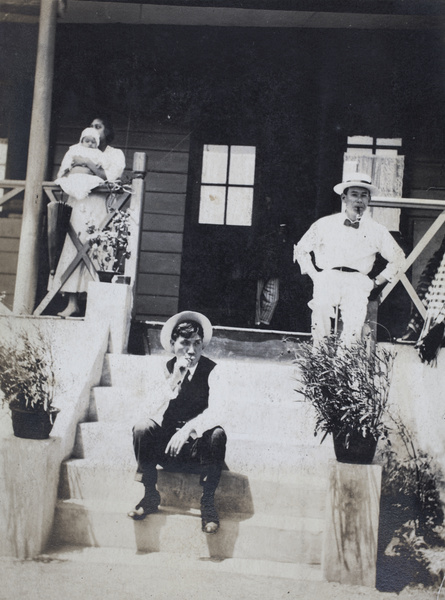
[
  {"xmin": 13, "ymin": 0, "xmax": 58, "ymax": 314},
  {"xmin": 125, "ymin": 152, "xmax": 147, "ymax": 315}
]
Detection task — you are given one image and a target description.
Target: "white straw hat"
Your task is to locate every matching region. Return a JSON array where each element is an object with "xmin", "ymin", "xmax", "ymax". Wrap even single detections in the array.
[
  {"xmin": 333, "ymin": 172, "xmax": 379, "ymax": 196},
  {"xmin": 160, "ymin": 311, "xmax": 213, "ymax": 352}
]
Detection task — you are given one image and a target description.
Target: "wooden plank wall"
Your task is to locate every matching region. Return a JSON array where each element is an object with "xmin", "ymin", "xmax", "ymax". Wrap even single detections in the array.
[
  {"xmin": 0, "ymin": 215, "xmax": 20, "ymax": 310},
  {"xmin": 136, "ymin": 127, "xmax": 190, "ymax": 321},
  {"xmin": 53, "ymin": 122, "xmax": 191, "ymax": 322}
]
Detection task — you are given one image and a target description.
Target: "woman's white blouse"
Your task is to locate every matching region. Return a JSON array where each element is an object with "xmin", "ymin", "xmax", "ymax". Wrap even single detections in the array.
[{"xmin": 102, "ymin": 145, "xmax": 126, "ymax": 182}]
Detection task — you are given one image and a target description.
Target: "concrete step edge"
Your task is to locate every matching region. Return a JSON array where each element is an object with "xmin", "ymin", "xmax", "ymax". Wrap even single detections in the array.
[
  {"xmin": 62, "ymin": 457, "xmax": 329, "ymax": 490},
  {"xmin": 91, "ymin": 385, "xmax": 304, "ymax": 404},
  {"xmin": 75, "ymin": 421, "xmax": 324, "ymax": 446},
  {"xmin": 40, "ymin": 545, "xmax": 324, "ymax": 581},
  {"xmin": 100, "ymin": 356, "xmax": 299, "ymax": 383},
  {"xmin": 63, "ymin": 457, "xmax": 326, "ymax": 481},
  {"xmin": 56, "ymin": 498, "xmax": 325, "ymax": 532}
]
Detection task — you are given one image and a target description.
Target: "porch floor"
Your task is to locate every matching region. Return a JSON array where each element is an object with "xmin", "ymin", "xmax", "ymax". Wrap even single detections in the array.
[{"xmin": 133, "ymin": 321, "xmax": 311, "ymax": 362}]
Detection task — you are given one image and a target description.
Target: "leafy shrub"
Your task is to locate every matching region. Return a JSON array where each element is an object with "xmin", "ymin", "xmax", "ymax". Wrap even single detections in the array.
[
  {"xmin": 0, "ymin": 319, "xmax": 55, "ymax": 413},
  {"xmin": 378, "ymin": 415, "xmax": 445, "ymax": 588},
  {"xmin": 294, "ymin": 338, "xmax": 395, "ymax": 446}
]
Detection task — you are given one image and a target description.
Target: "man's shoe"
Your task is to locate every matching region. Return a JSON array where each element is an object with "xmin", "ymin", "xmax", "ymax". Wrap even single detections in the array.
[
  {"xmin": 128, "ymin": 491, "xmax": 161, "ymax": 520},
  {"xmin": 396, "ymin": 328, "xmax": 419, "ymax": 343},
  {"xmin": 201, "ymin": 494, "xmax": 220, "ymax": 534},
  {"xmin": 202, "ymin": 520, "xmax": 219, "ymax": 534}
]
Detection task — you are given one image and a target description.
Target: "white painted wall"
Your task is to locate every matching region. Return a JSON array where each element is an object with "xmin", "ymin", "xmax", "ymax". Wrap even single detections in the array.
[
  {"xmin": 0, "ymin": 314, "xmax": 109, "ymax": 558},
  {"xmin": 388, "ymin": 343, "xmax": 445, "ymax": 473}
]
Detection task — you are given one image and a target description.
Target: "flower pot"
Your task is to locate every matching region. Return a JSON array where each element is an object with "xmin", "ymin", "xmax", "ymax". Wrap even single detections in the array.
[
  {"xmin": 10, "ymin": 405, "xmax": 60, "ymax": 440},
  {"xmin": 97, "ymin": 270, "xmax": 115, "ymax": 283},
  {"xmin": 332, "ymin": 429, "xmax": 378, "ymax": 464}
]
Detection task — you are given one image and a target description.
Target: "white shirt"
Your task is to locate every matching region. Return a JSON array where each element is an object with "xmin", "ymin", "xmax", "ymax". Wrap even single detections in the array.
[
  {"xmin": 293, "ymin": 211, "xmax": 405, "ymax": 282},
  {"xmin": 148, "ymin": 359, "xmax": 226, "ymax": 438},
  {"xmin": 101, "ymin": 145, "xmax": 126, "ymax": 182}
]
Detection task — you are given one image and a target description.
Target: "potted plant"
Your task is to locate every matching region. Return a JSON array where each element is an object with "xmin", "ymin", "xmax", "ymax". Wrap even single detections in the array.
[
  {"xmin": 0, "ymin": 320, "xmax": 60, "ymax": 439},
  {"xmin": 86, "ymin": 208, "xmax": 131, "ymax": 282},
  {"xmin": 294, "ymin": 338, "xmax": 395, "ymax": 464}
]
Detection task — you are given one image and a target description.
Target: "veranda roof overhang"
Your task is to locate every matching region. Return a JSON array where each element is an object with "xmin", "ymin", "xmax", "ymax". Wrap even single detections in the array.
[{"xmin": 2, "ymin": 0, "xmax": 445, "ymax": 28}]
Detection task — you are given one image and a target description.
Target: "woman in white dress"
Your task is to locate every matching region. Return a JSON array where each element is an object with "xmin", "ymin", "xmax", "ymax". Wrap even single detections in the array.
[{"xmin": 51, "ymin": 116, "xmax": 126, "ymax": 317}]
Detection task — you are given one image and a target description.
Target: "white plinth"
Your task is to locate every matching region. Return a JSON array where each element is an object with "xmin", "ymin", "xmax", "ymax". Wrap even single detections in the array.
[
  {"xmin": 85, "ymin": 282, "xmax": 132, "ymax": 354},
  {"xmin": 0, "ymin": 435, "xmax": 61, "ymax": 558},
  {"xmin": 322, "ymin": 460, "xmax": 382, "ymax": 588}
]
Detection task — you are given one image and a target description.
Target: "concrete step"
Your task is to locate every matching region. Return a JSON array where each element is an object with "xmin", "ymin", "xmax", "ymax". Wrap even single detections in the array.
[
  {"xmin": 100, "ymin": 354, "xmax": 302, "ymax": 401},
  {"xmin": 89, "ymin": 387, "xmax": 316, "ymax": 442},
  {"xmin": 59, "ymin": 459, "xmax": 328, "ymax": 519},
  {"xmin": 40, "ymin": 546, "xmax": 324, "ymax": 584},
  {"xmin": 72, "ymin": 421, "xmax": 334, "ymax": 480},
  {"xmin": 51, "ymin": 498, "xmax": 324, "ymax": 564}
]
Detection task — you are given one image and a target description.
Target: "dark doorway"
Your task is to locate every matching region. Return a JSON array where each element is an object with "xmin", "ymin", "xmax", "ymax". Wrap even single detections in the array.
[
  {"xmin": 179, "ymin": 129, "xmax": 259, "ymax": 327},
  {"xmin": 178, "ymin": 119, "xmax": 303, "ymax": 330}
]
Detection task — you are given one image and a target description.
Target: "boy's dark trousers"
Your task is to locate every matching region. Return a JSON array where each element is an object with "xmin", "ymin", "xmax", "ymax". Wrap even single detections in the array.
[{"xmin": 133, "ymin": 418, "xmax": 227, "ymax": 521}]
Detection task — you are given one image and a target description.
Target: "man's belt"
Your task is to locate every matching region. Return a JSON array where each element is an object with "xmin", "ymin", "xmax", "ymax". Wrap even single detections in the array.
[
  {"xmin": 332, "ymin": 266, "xmax": 360, "ymax": 273},
  {"xmin": 314, "ymin": 264, "xmax": 360, "ymax": 274}
]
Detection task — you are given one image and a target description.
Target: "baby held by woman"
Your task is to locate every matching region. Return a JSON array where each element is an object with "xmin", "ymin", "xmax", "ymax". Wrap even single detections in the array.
[{"xmin": 55, "ymin": 127, "xmax": 109, "ymax": 200}]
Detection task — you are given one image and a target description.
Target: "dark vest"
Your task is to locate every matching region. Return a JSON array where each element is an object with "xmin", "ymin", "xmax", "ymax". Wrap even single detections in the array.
[{"xmin": 161, "ymin": 355, "xmax": 217, "ymax": 430}]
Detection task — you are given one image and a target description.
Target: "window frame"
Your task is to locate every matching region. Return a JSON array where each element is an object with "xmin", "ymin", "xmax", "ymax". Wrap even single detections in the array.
[{"xmin": 198, "ymin": 143, "xmax": 256, "ymax": 227}]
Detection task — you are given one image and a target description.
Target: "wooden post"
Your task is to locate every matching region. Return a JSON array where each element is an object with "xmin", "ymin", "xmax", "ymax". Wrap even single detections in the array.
[
  {"xmin": 13, "ymin": 0, "xmax": 58, "ymax": 314},
  {"xmin": 125, "ymin": 152, "xmax": 146, "ymax": 314}
]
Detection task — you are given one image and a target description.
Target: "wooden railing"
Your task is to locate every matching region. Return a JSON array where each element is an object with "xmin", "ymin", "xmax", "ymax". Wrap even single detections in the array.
[
  {"xmin": 0, "ymin": 178, "xmax": 443, "ymax": 320},
  {"xmin": 369, "ymin": 196, "xmax": 445, "ymax": 318},
  {"xmin": 0, "ymin": 180, "xmax": 26, "ymax": 214},
  {"xmin": 0, "ymin": 152, "xmax": 147, "ymax": 316},
  {"xmin": 0, "ymin": 179, "xmax": 68, "ymax": 214}
]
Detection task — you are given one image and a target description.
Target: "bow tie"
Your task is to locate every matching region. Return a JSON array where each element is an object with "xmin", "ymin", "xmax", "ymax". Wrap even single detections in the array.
[{"xmin": 344, "ymin": 218, "xmax": 360, "ymax": 229}]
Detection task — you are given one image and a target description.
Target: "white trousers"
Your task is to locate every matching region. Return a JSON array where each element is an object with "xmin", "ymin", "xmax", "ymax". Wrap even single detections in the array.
[{"xmin": 310, "ymin": 270, "xmax": 374, "ymax": 346}]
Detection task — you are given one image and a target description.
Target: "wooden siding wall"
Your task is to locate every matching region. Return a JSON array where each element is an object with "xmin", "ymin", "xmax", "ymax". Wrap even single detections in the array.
[
  {"xmin": 53, "ymin": 123, "xmax": 191, "ymax": 323},
  {"xmin": 0, "ymin": 216, "xmax": 20, "ymax": 310},
  {"xmin": 136, "ymin": 127, "xmax": 190, "ymax": 321}
]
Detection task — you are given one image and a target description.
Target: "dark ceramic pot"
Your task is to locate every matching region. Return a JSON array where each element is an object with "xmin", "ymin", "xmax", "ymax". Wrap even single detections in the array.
[
  {"xmin": 10, "ymin": 405, "xmax": 60, "ymax": 440},
  {"xmin": 97, "ymin": 270, "xmax": 115, "ymax": 283},
  {"xmin": 332, "ymin": 429, "xmax": 378, "ymax": 464}
]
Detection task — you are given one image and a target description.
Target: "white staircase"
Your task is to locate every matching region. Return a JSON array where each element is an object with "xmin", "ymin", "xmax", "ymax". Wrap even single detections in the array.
[{"xmin": 50, "ymin": 353, "xmax": 335, "ymax": 569}]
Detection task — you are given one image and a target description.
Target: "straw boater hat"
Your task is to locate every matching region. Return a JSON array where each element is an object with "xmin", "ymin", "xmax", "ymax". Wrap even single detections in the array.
[
  {"xmin": 333, "ymin": 172, "xmax": 379, "ymax": 196},
  {"xmin": 79, "ymin": 127, "xmax": 100, "ymax": 148},
  {"xmin": 160, "ymin": 311, "xmax": 213, "ymax": 352}
]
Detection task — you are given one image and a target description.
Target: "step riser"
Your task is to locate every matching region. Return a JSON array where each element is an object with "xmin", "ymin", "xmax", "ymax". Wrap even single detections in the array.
[
  {"xmin": 90, "ymin": 394, "xmax": 316, "ymax": 443},
  {"xmin": 100, "ymin": 355, "xmax": 300, "ymax": 399},
  {"xmin": 59, "ymin": 462, "xmax": 327, "ymax": 518},
  {"xmin": 52, "ymin": 504, "xmax": 323, "ymax": 564},
  {"xmin": 72, "ymin": 424, "xmax": 334, "ymax": 479}
]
